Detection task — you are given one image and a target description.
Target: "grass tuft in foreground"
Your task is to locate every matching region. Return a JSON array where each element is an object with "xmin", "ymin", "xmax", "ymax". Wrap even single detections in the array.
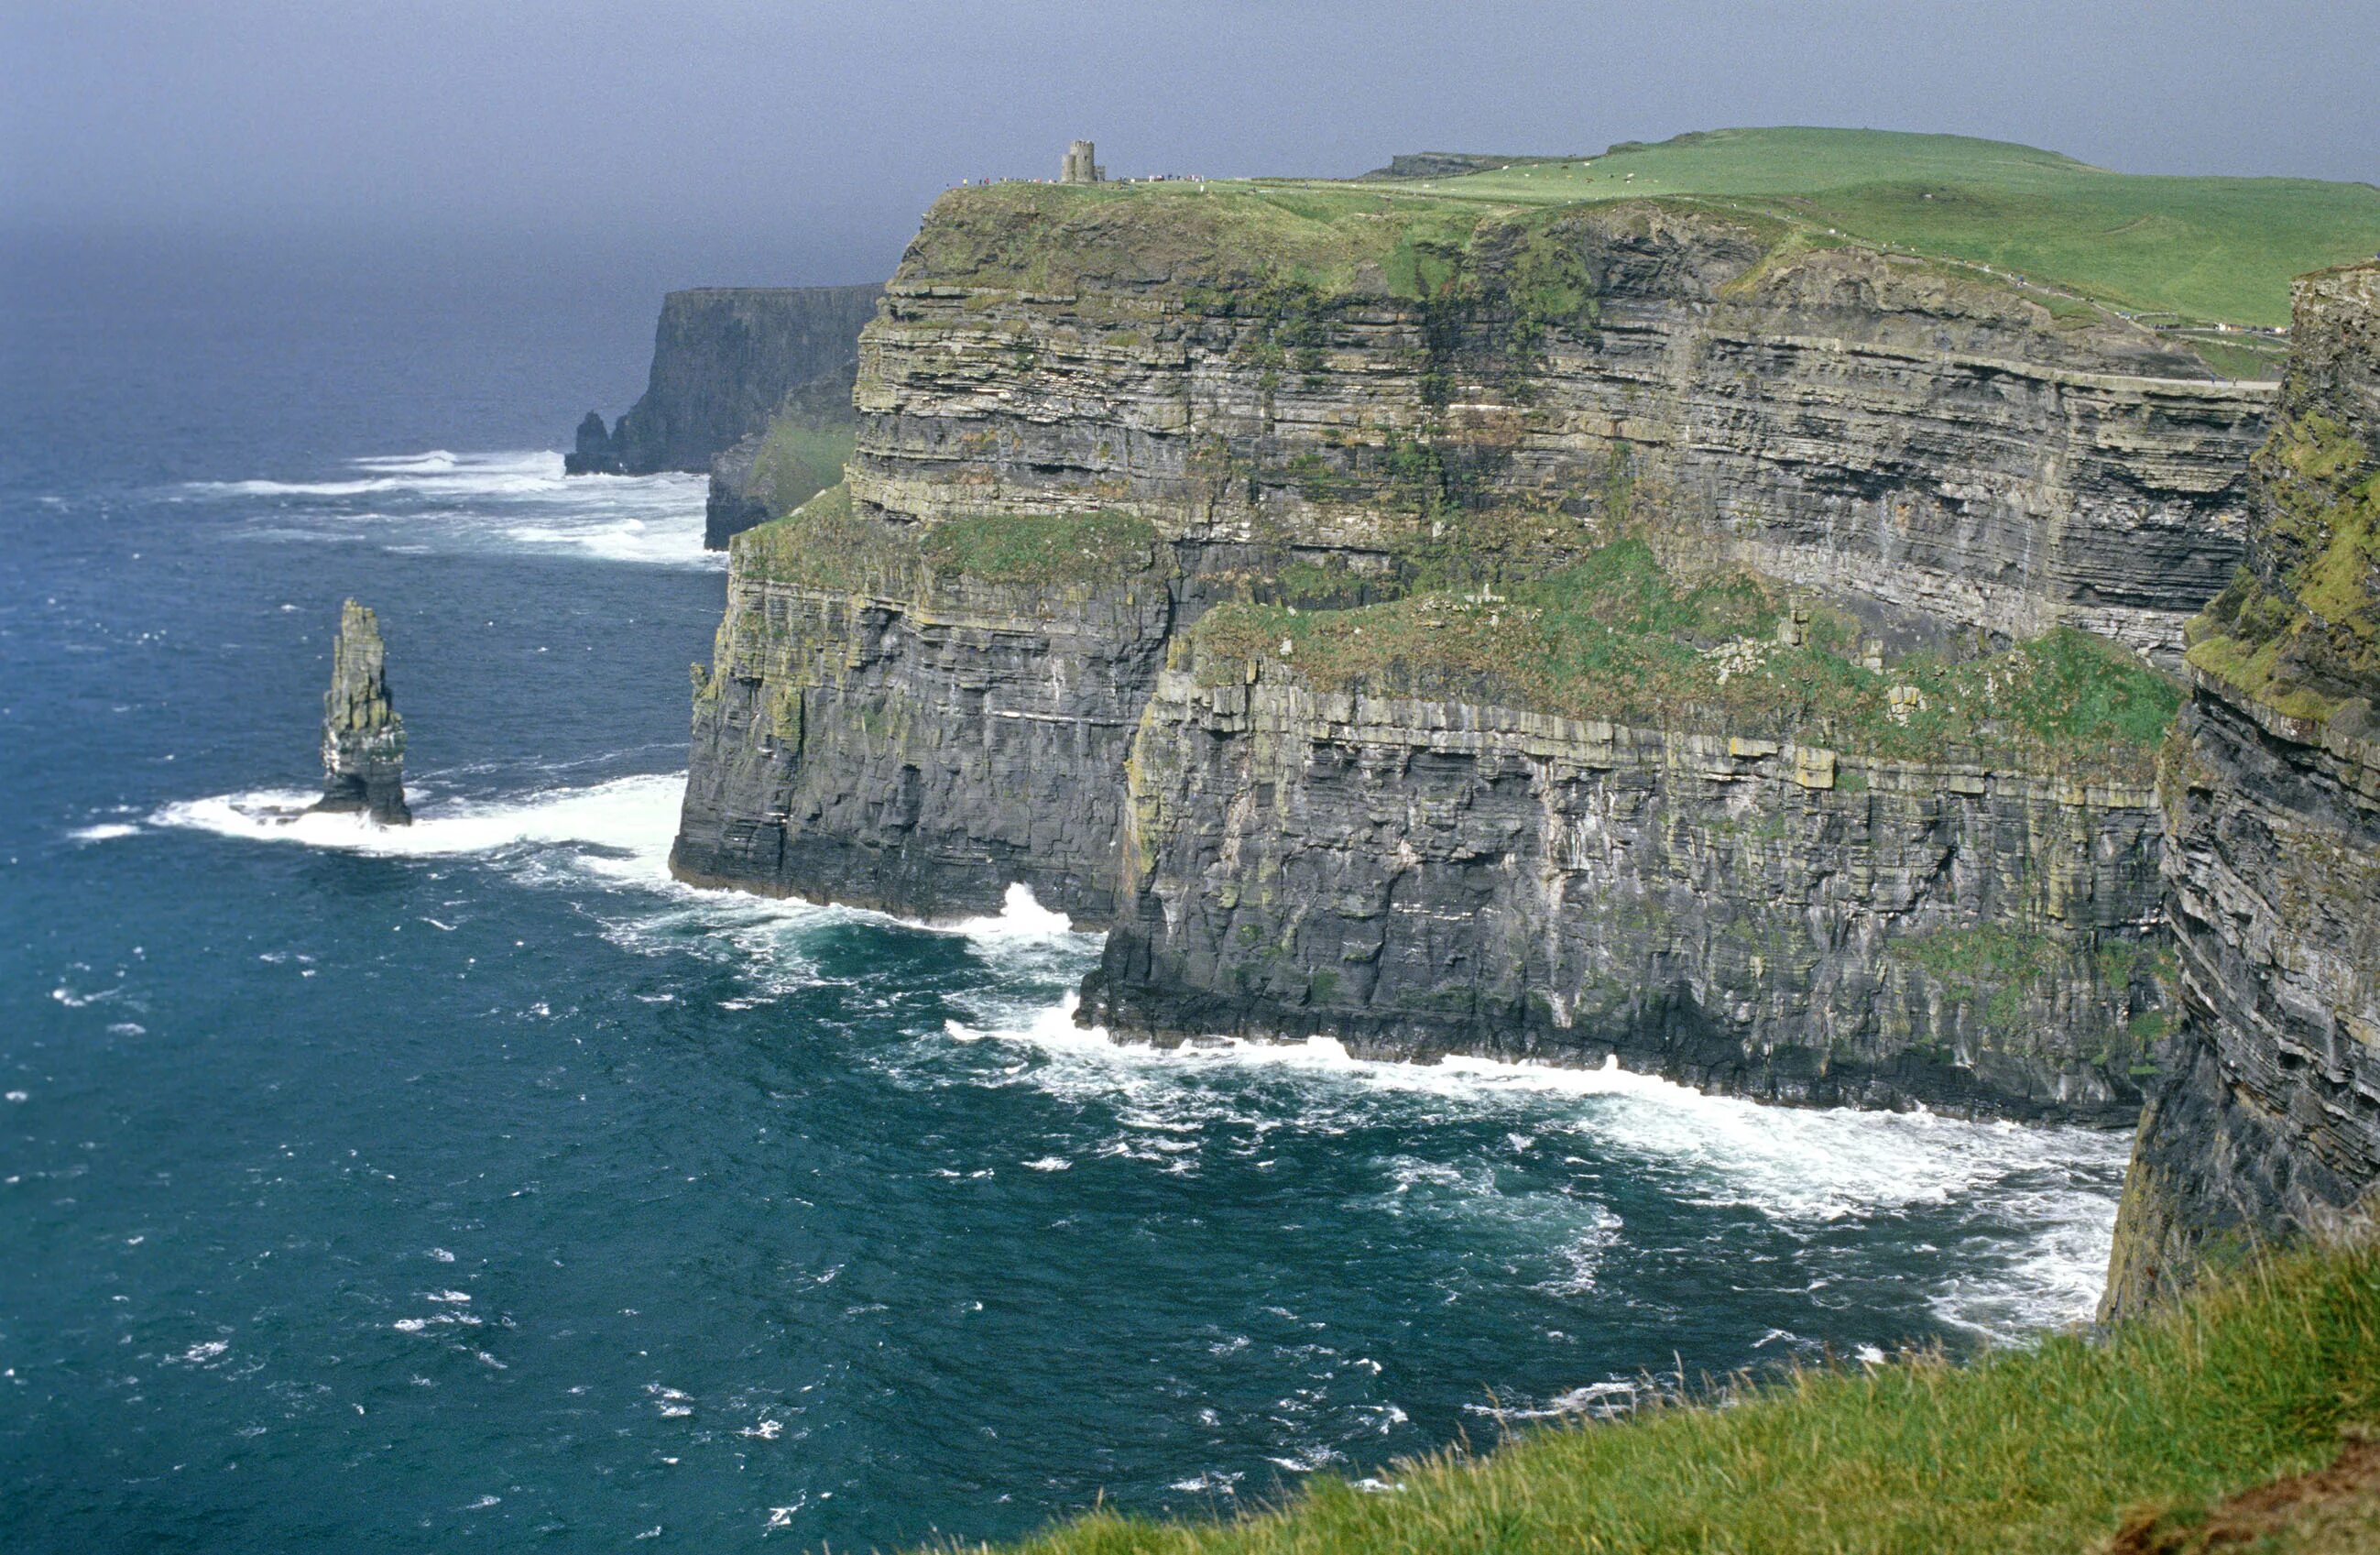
[{"xmin": 940, "ymin": 1240, "xmax": 2380, "ymax": 1555}]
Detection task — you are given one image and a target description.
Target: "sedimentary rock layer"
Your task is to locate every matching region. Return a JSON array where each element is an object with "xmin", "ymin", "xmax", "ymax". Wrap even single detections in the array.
[
  {"xmin": 851, "ymin": 194, "xmax": 2269, "ymax": 661},
  {"xmin": 671, "ymin": 515, "xmax": 1175, "ymax": 922},
  {"xmin": 675, "ymin": 185, "xmax": 2272, "ymax": 1121},
  {"xmin": 1081, "ymin": 658, "xmax": 2170, "ymax": 1122},
  {"xmin": 2104, "ymin": 264, "xmax": 2380, "ymax": 1314}
]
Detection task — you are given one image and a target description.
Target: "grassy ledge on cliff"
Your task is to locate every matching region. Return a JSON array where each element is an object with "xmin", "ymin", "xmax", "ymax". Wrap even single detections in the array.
[
  {"xmin": 2181, "ymin": 266, "xmax": 2380, "ymax": 725},
  {"xmin": 1194, "ymin": 537, "xmax": 2181, "ymax": 777},
  {"xmin": 732, "ymin": 483, "xmax": 1170, "ymax": 594},
  {"xmin": 940, "ymin": 1240, "xmax": 2380, "ymax": 1555}
]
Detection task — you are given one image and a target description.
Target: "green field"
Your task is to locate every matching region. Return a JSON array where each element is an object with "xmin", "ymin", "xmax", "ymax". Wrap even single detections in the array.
[
  {"xmin": 1281, "ymin": 126, "xmax": 2380, "ymax": 328},
  {"xmin": 938, "ymin": 1240, "xmax": 2380, "ymax": 1555},
  {"xmin": 933, "ymin": 127, "xmax": 2379, "ymax": 341}
]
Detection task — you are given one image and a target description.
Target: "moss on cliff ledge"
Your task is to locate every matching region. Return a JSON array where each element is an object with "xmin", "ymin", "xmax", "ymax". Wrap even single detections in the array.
[
  {"xmin": 745, "ymin": 410, "xmax": 857, "ymax": 520},
  {"xmin": 949, "ymin": 1240, "xmax": 2380, "ymax": 1555},
  {"xmin": 735, "ymin": 484, "xmax": 1165, "ymax": 593},
  {"xmin": 1195, "ymin": 538, "xmax": 2179, "ymax": 772},
  {"xmin": 2186, "ymin": 406, "xmax": 2380, "ymax": 722}
]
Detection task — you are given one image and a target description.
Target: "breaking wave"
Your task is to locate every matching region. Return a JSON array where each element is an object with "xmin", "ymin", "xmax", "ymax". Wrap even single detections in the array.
[
  {"xmin": 944, "ymin": 995, "xmax": 2127, "ymax": 1340},
  {"xmin": 177, "ymin": 450, "xmax": 714, "ymax": 567},
  {"xmin": 147, "ymin": 767, "xmax": 2123, "ymax": 1343}
]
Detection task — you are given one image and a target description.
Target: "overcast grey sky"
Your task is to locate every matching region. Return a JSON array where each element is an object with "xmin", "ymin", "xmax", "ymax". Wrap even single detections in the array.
[{"xmin": 6, "ymin": 0, "xmax": 2377, "ymax": 286}]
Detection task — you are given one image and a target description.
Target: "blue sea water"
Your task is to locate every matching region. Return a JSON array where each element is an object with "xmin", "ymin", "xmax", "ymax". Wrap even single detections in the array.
[{"xmin": 2, "ymin": 233, "xmax": 2130, "ymax": 1551}]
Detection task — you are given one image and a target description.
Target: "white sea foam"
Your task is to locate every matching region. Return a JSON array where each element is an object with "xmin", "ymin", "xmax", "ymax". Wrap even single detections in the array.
[
  {"xmin": 179, "ymin": 450, "xmax": 715, "ymax": 568},
  {"xmin": 152, "ymin": 773, "xmax": 687, "ymax": 871},
  {"xmin": 68, "ymin": 822, "xmax": 141, "ymax": 843},
  {"xmin": 149, "ymin": 774, "xmax": 1096, "ymax": 1013},
  {"xmin": 953, "ymin": 882, "xmax": 1079, "ymax": 941},
  {"xmin": 955, "ymin": 995, "xmax": 2126, "ymax": 1335}
]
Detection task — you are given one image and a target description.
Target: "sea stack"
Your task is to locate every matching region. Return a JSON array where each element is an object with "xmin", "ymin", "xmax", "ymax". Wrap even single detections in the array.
[{"xmin": 314, "ymin": 599, "xmax": 410, "ymax": 826}]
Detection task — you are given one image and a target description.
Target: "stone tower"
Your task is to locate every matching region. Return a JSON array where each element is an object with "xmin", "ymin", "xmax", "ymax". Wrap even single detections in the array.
[
  {"xmin": 1060, "ymin": 140, "xmax": 1103, "ymax": 185},
  {"xmin": 313, "ymin": 599, "xmax": 411, "ymax": 826}
]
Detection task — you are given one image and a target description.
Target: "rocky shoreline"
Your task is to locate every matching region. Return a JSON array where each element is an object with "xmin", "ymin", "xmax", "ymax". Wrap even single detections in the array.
[{"xmin": 655, "ymin": 172, "xmax": 2375, "ymax": 1299}]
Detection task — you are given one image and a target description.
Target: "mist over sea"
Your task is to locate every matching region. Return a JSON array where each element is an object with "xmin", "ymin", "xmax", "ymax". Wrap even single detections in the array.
[{"xmin": 2, "ymin": 232, "xmax": 2128, "ymax": 1550}]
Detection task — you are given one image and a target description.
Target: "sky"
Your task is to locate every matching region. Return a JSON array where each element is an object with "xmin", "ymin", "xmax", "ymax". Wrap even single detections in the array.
[{"xmin": 6, "ymin": 0, "xmax": 2378, "ymax": 291}]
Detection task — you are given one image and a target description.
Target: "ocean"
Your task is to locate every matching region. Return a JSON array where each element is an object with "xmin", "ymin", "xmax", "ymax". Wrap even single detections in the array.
[{"xmin": 1, "ymin": 231, "xmax": 2128, "ymax": 1551}]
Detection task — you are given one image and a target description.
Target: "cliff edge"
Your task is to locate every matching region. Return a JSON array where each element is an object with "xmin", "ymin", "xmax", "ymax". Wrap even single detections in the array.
[
  {"xmin": 671, "ymin": 176, "xmax": 2270, "ymax": 1121},
  {"xmin": 567, "ymin": 283, "xmax": 882, "ymax": 547},
  {"xmin": 2102, "ymin": 262, "xmax": 2380, "ymax": 1315}
]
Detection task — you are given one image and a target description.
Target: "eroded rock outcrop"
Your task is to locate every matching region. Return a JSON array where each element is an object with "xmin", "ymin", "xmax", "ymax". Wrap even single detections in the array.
[
  {"xmin": 856, "ymin": 190, "xmax": 2268, "ymax": 663},
  {"xmin": 314, "ymin": 599, "xmax": 409, "ymax": 827},
  {"xmin": 2103, "ymin": 263, "xmax": 2380, "ymax": 1314},
  {"xmin": 671, "ymin": 492, "xmax": 1174, "ymax": 920}
]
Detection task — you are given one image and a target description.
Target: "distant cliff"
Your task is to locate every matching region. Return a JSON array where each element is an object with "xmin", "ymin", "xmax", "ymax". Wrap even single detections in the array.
[
  {"xmin": 567, "ymin": 284, "xmax": 881, "ymax": 545},
  {"xmin": 2103, "ymin": 263, "xmax": 2380, "ymax": 1315}
]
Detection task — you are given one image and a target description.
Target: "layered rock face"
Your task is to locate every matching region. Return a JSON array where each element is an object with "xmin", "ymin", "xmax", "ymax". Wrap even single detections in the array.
[
  {"xmin": 854, "ymin": 194, "xmax": 2268, "ymax": 662},
  {"xmin": 1082, "ymin": 656, "xmax": 2169, "ymax": 1122},
  {"xmin": 314, "ymin": 599, "xmax": 409, "ymax": 827},
  {"xmin": 2104, "ymin": 265, "xmax": 2380, "ymax": 1314},
  {"xmin": 671, "ymin": 500, "xmax": 1174, "ymax": 921},
  {"xmin": 677, "ymin": 184, "xmax": 2271, "ymax": 1117}
]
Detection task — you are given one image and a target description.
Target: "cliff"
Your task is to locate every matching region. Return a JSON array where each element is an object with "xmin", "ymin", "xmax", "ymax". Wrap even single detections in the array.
[
  {"xmin": 2103, "ymin": 263, "xmax": 2380, "ymax": 1314},
  {"xmin": 854, "ymin": 185, "xmax": 2268, "ymax": 661},
  {"xmin": 314, "ymin": 598, "xmax": 409, "ymax": 826},
  {"xmin": 566, "ymin": 284, "xmax": 881, "ymax": 544},
  {"xmin": 671, "ymin": 489, "xmax": 1174, "ymax": 921},
  {"xmin": 674, "ymin": 178, "xmax": 2275, "ymax": 1118},
  {"xmin": 1083, "ymin": 603, "xmax": 2174, "ymax": 1121}
]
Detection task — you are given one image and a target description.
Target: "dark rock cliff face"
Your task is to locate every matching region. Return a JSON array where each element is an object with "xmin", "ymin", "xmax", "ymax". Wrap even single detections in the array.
[
  {"xmin": 2103, "ymin": 264, "xmax": 2380, "ymax": 1314},
  {"xmin": 704, "ymin": 438, "xmax": 774, "ymax": 551},
  {"xmin": 313, "ymin": 599, "xmax": 409, "ymax": 827},
  {"xmin": 567, "ymin": 286, "xmax": 883, "ymax": 541},
  {"xmin": 1081, "ymin": 657, "xmax": 2169, "ymax": 1122},
  {"xmin": 670, "ymin": 516, "xmax": 1177, "ymax": 923},
  {"xmin": 674, "ymin": 185, "xmax": 2274, "ymax": 1118}
]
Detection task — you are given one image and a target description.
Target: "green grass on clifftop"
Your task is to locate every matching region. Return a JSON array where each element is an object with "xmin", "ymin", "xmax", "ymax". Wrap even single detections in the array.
[
  {"xmin": 938, "ymin": 127, "xmax": 2380, "ymax": 330},
  {"xmin": 939, "ymin": 1240, "xmax": 2380, "ymax": 1555},
  {"xmin": 1195, "ymin": 538, "xmax": 2180, "ymax": 773},
  {"xmin": 1343, "ymin": 127, "xmax": 2380, "ymax": 328}
]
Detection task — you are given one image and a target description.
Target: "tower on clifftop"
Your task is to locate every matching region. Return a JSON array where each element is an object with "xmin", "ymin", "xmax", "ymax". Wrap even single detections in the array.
[{"xmin": 1060, "ymin": 140, "xmax": 1104, "ymax": 184}]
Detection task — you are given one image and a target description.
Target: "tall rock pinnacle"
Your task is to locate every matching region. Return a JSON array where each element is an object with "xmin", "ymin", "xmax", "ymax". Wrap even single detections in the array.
[{"xmin": 313, "ymin": 599, "xmax": 411, "ymax": 826}]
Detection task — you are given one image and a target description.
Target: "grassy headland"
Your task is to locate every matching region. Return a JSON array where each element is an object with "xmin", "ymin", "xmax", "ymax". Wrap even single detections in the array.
[
  {"xmin": 921, "ymin": 128, "xmax": 2378, "ymax": 357},
  {"xmin": 1331, "ymin": 126, "xmax": 2380, "ymax": 329},
  {"xmin": 939, "ymin": 1240, "xmax": 2380, "ymax": 1555}
]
